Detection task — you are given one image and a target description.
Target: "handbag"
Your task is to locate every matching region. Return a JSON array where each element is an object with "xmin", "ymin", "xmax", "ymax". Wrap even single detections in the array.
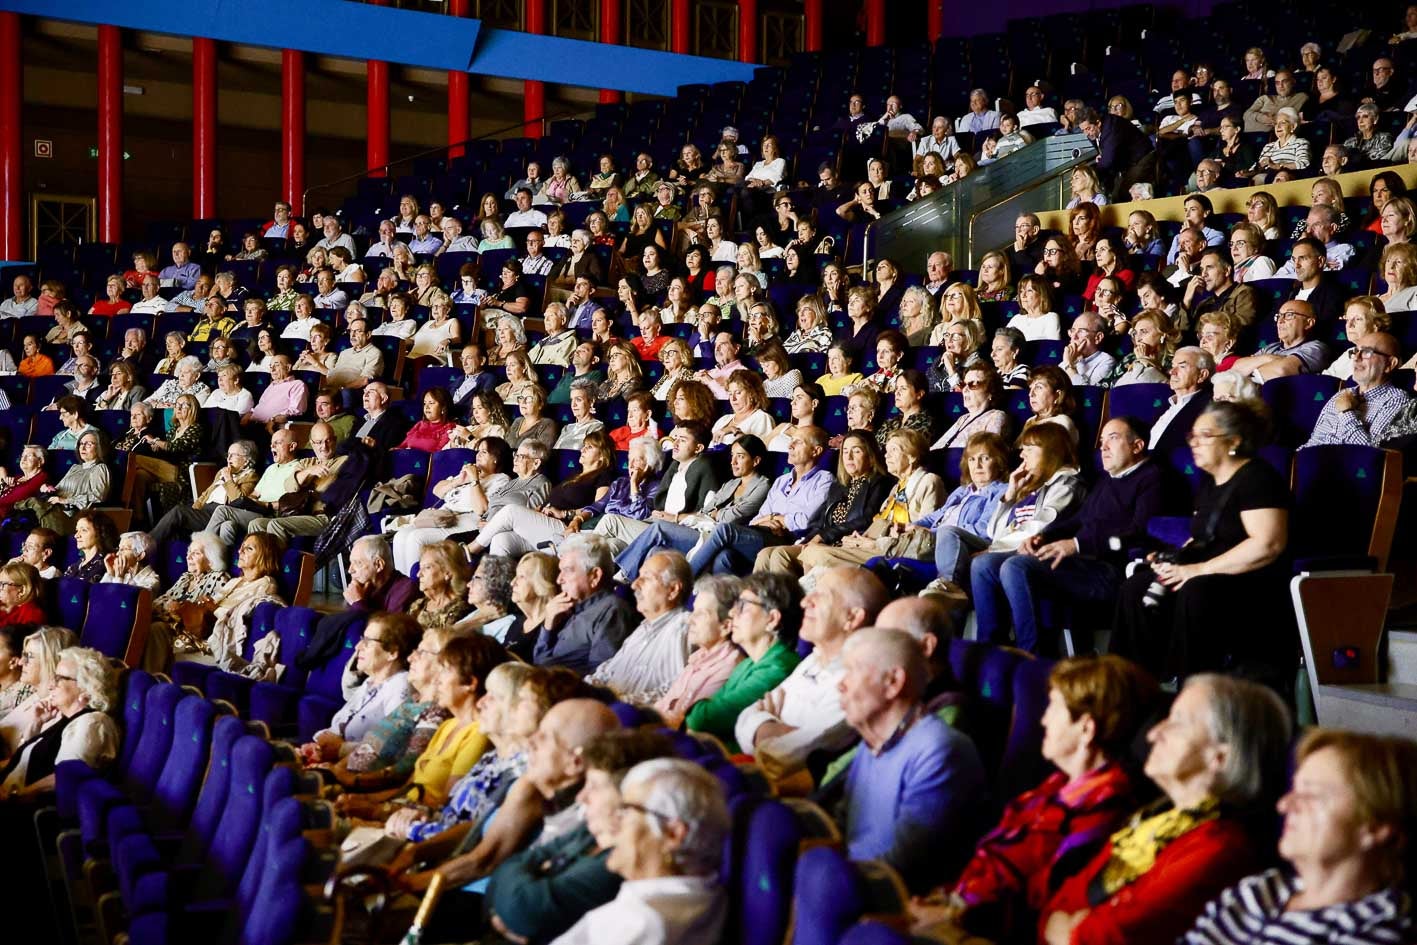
[{"xmin": 276, "ymin": 485, "xmax": 317, "ymax": 517}]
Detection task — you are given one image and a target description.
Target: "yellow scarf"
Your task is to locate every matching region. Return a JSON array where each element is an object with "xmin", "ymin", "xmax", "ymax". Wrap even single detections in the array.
[
  {"xmin": 1099, "ymin": 795, "xmax": 1220, "ymax": 895},
  {"xmin": 875, "ymin": 477, "xmax": 914, "ymax": 527}
]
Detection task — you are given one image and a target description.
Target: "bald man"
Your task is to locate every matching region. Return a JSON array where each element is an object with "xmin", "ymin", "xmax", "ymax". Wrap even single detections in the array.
[
  {"xmin": 396, "ymin": 698, "xmax": 620, "ymax": 930},
  {"xmin": 735, "ymin": 566, "xmax": 887, "ymax": 781},
  {"xmin": 1305, "ymin": 332, "xmax": 1410, "ymax": 447}
]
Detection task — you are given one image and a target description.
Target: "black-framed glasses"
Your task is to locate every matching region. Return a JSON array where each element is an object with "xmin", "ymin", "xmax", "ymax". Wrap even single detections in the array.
[
  {"xmin": 732, "ymin": 595, "xmax": 768, "ymax": 613},
  {"xmin": 617, "ymin": 801, "xmax": 675, "ymax": 823}
]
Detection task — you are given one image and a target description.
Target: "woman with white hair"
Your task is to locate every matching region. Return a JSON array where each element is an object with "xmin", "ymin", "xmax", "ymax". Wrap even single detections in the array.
[
  {"xmin": 0, "ymin": 645, "xmax": 118, "ymax": 799},
  {"xmin": 0, "ymin": 627, "xmax": 76, "ymax": 755},
  {"xmin": 144, "ymin": 532, "xmax": 232, "ymax": 672},
  {"xmin": 1253, "ymin": 108, "xmax": 1310, "ymax": 180},
  {"xmin": 551, "ymin": 758, "xmax": 730, "ymax": 945},
  {"xmin": 536, "ymin": 157, "xmax": 581, "ymax": 206},
  {"xmin": 101, "ymin": 531, "xmax": 160, "ymax": 591},
  {"xmin": 0, "ymin": 445, "xmax": 48, "ymax": 519},
  {"xmin": 144, "ymin": 356, "xmax": 211, "ymax": 408}
]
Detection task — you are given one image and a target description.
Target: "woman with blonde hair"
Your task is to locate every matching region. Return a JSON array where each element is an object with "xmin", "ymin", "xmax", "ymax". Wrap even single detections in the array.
[
  {"xmin": 597, "ymin": 341, "xmax": 646, "ymax": 402},
  {"xmin": 650, "ymin": 338, "xmax": 695, "ymax": 400},
  {"xmin": 1197, "ymin": 311, "xmax": 1243, "ymax": 373},
  {"xmin": 167, "ymin": 532, "xmax": 285, "ymax": 672},
  {"xmin": 1326, "ymin": 297, "xmax": 1391, "ymax": 381},
  {"xmin": 131, "ymin": 392, "xmax": 205, "ymax": 513},
  {"xmin": 1106, "ymin": 309, "xmax": 1178, "ymax": 386},
  {"xmin": 1124, "ymin": 209, "xmax": 1163, "ymax": 257},
  {"xmin": 409, "ymin": 541, "xmax": 473, "ymax": 630},
  {"xmin": 1245, "ymin": 191, "xmax": 1282, "ymax": 240},
  {"xmin": 784, "ymin": 295, "xmax": 834, "ymax": 353},
  {"xmin": 0, "ymin": 645, "xmax": 118, "ymax": 799},
  {"xmin": 0, "ymin": 627, "xmax": 77, "ymax": 753},
  {"xmin": 410, "ymin": 262, "xmax": 442, "ymax": 307},
  {"xmin": 495, "ymin": 350, "xmax": 538, "ymax": 405},
  {"xmin": 1379, "ymin": 241, "xmax": 1417, "ymax": 312},
  {"xmin": 929, "ymin": 319, "xmax": 988, "ymax": 392},
  {"xmin": 1066, "ymin": 165, "xmax": 1109, "ymax": 209},
  {"xmin": 976, "ymin": 250, "xmax": 1014, "ymax": 302}
]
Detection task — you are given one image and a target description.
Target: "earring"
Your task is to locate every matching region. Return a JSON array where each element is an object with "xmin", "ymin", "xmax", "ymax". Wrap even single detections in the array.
[{"xmin": 1228, "ymin": 448, "xmax": 1238, "ymax": 457}]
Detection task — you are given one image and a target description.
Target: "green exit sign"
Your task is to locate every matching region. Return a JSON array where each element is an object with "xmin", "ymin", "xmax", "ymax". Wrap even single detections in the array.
[{"xmin": 87, "ymin": 147, "xmax": 132, "ymax": 160}]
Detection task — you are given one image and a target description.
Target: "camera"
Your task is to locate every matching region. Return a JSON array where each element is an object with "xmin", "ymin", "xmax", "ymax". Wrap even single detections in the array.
[{"xmin": 1141, "ymin": 551, "xmax": 1180, "ymax": 608}]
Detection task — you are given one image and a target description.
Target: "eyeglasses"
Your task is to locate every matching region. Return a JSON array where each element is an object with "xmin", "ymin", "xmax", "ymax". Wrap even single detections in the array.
[
  {"xmin": 360, "ymin": 635, "xmax": 389, "ymax": 647},
  {"xmin": 962, "ymin": 379, "xmax": 988, "ymax": 390},
  {"xmin": 617, "ymin": 801, "xmax": 675, "ymax": 823},
  {"xmin": 1274, "ymin": 310, "xmax": 1308, "ymax": 322},
  {"xmin": 1186, "ymin": 430, "xmax": 1227, "ymax": 445},
  {"xmin": 732, "ymin": 596, "xmax": 768, "ymax": 613},
  {"xmin": 1351, "ymin": 346, "xmax": 1392, "ymax": 361}
]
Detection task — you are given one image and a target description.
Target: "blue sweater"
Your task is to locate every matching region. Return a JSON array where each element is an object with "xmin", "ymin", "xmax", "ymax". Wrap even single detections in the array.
[{"xmin": 1040, "ymin": 459, "xmax": 1164, "ymax": 564}]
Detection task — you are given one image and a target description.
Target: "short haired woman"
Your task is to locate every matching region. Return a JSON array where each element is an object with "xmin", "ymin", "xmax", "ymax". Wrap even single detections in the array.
[
  {"xmin": 504, "ymin": 553, "xmax": 558, "ymax": 661},
  {"xmin": 170, "ymin": 532, "xmax": 285, "ymax": 671},
  {"xmin": 816, "ymin": 342, "xmax": 865, "ymax": 397},
  {"xmin": 25, "ymin": 431, "xmax": 109, "ymax": 535},
  {"xmin": 304, "ymin": 610, "xmax": 420, "ymax": 763},
  {"xmin": 653, "ymin": 575, "xmax": 745, "ymax": 728},
  {"xmin": 456, "ymin": 553, "xmax": 519, "ymax": 640},
  {"xmin": 100, "ymin": 530, "xmax": 160, "ymax": 592},
  {"xmin": 932, "ymin": 363, "xmax": 1010, "ymax": 449},
  {"xmin": 0, "ymin": 446, "xmax": 48, "ymax": 520},
  {"xmin": 1010, "ymin": 274, "xmax": 1062, "ymax": 342},
  {"xmin": 929, "ymin": 317, "xmax": 987, "ymax": 393},
  {"xmin": 1325, "ymin": 296, "xmax": 1391, "ymax": 381},
  {"xmin": 916, "ymin": 431, "xmax": 1011, "ymax": 590},
  {"xmin": 144, "ymin": 531, "xmax": 232, "ymax": 672},
  {"xmin": 1104, "ymin": 308, "xmax": 1177, "ymax": 387},
  {"xmin": 410, "ymin": 541, "xmax": 473, "ymax": 630},
  {"xmin": 1378, "ymin": 241, "xmax": 1417, "ymax": 313},
  {"xmin": 783, "ymin": 295, "xmax": 834, "ymax": 354},
  {"xmin": 1228, "ymin": 222, "xmax": 1276, "ymax": 283},
  {"xmin": 1021, "ymin": 366, "xmax": 1080, "ymax": 445},
  {"xmin": 710, "ymin": 370, "xmax": 773, "ymax": 448}
]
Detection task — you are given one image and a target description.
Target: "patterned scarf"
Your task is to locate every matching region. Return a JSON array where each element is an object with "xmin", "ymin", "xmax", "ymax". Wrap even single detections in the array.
[
  {"xmin": 829, "ymin": 476, "xmax": 870, "ymax": 525},
  {"xmin": 1095, "ymin": 795, "xmax": 1220, "ymax": 899}
]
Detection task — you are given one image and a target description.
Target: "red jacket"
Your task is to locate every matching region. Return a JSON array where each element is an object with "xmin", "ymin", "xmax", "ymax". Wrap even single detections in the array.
[
  {"xmin": 630, "ymin": 335, "xmax": 671, "ymax": 360},
  {"xmin": 0, "ymin": 471, "xmax": 47, "ymax": 518},
  {"xmin": 396, "ymin": 420, "xmax": 456, "ymax": 453},
  {"xmin": 1039, "ymin": 815, "xmax": 1263, "ymax": 945},
  {"xmin": 953, "ymin": 764, "xmax": 1136, "ymax": 938},
  {"xmin": 0, "ymin": 599, "xmax": 46, "ymax": 627}
]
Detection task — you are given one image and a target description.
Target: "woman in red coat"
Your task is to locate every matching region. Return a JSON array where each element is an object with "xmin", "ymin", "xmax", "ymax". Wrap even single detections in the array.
[
  {"xmin": 912, "ymin": 655, "xmax": 1159, "ymax": 942},
  {"xmin": 0, "ymin": 446, "xmax": 49, "ymax": 521},
  {"xmin": 0, "ymin": 562, "xmax": 47, "ymax": 626},
  {"xmin": 396, "ymin": 388, "xmax": 457, "ymax": 453},
  {"xmin": 1038, "ymin": 673, "xmax": 1292, "ymax": 945}
]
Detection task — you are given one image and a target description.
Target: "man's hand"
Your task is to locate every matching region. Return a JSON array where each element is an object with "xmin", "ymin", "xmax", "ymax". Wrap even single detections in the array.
[
  {"xmin": 1035, "ymin": 539, "xmax": 1079, "ymax": 568},
  {"xmin": 760, "ymin": 687, "xmax": 786, "ymax": 718},
  {"xmin": 342, "ymin": 579, "xmax": 367, "ymax": 606},
  {"xmin": 1060, "ymin": 342, "xmax": 1080, "ymax": 369},
  {"xmin": 544, "ymin": 592, "xmax": 575, "ymax": 628},
  {"xmin": 1333, "ymin": 388, "xmax": 1359, "ymax": 413}
]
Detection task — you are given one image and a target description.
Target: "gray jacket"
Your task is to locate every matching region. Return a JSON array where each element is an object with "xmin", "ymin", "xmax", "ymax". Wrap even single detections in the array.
[{"xmin": 701, "ymin": 474, "xmax": 771, "ymax": 525}]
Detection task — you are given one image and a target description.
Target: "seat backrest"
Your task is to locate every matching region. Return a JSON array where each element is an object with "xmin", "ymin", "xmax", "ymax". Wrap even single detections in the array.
[
  {"xmin": 180, "ymin": 715, "xmax": 250, "ymax": 863},
  {"xmin": 54, "ymin": 577, "xmax": 90, "ymax": 633},
  {"xmin": 192, "ymin": 734, "xmax": 277, "ymax": 896},
  {"xmin": 80, "ymin": 583, "xmax": 152, "ymax": 666},
  {"xmin": 1259, "ymin": 374, "xmax": 1339, "ymax": 446},
  {"xmin": 839, "ymin": 921, "xmax": 912, "ymax": 945},
  {"xmin": 998, "ymin": 657, "xmax": 1055, "ymax": 800},
  {"xmin": 238, "ymin": 836, "xmax": 313, "ymax": 945},
  {"xmin": 273, "ymin": 606, "xmax": 322, "ymax": 689},
  {"xmin": 121, "ymin": 682, "xmax": 185, "ymax": 801},
  {"xmin": 1104, "ymin": 382, "xmax": 1172, "ymax": 429},
  {"xmin": 1291, "ymin": 444, "xmax": 1402, "ymax": 570},
  {"xmin": 236, "ymin": 792, "xmax": 307, "ymax": 922},
  {"xmin": 112, "ymin": 669, "xmax": 157, "ymax": 782},
  {"xmin": 148, "ymin": 694, "xmax": 219, "ymax": 833},
  {"xmin": 727, "ymin": 797, "xmax": 801, "ymax": 945},
  {"xmin": 304, "ymin": 615, "xmax": 367, "ymax": 702},
  {"xmin": 791, "ymin": 845, "xmax": 868, "ymax": 945}
]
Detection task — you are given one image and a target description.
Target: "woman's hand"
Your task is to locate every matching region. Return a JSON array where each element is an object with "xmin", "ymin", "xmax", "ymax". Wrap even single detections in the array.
[
  {"xmin": 1005, "ymin": 464, "xmax": 1030, "ymax": 501},
  {"xmin": 1154, "ymin": 559, "xmax": 1202, "ymax": 589},
  {"xmin": 1043, "ymin": 909, "xmax": 1089, "ymax": 945},
  {"xmin": 383, "ymin": 807, "xmax": 425, "ymax": 838}
]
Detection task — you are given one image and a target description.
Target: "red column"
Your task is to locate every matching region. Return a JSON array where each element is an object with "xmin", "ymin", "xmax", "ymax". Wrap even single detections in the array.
[
  {"xmin": 282, "ymin": 49, "xmax": 305, "ymax": 217},
  {"xmin": 524, "ymin": 0, "xmax": 546, "ymax": 139},
  {"xmin": 599, "ymin": 0, "xmax": 622, "ymax": 104},
  {"xmin": 192, "ymin": 37, "xmax": 216, "ymax": 219},
  {"xmin": 804, "ymin": 0, "xmax": 822, "ymax": 52},
  {"xmin": 739, "ymin": 0, "xmax": 757, "ymax": 63},
  {"xmin": 927, "ymin": 0, "xmax": 943, "ymax": 42},
  {"xmin": 671, "ymin": 0, "xmax": 690, "ymax": 54},
  {"xmin": 448, "ymin": 0, "xmax": 470, "ymax": 157},
  {"xmin": 865, "ymin": 0, "xmax": 885, "ymax": 46},
  {"xmin": 97, "ymin": 25, "xmax": 123, "ymax": 245},
  {"xmin": 367, "ymin": 59, "xmax": 389, "ymax": 175},
  {"xmin": 0, "ymin": 13, "xmax": 21, "ymax": 261}
]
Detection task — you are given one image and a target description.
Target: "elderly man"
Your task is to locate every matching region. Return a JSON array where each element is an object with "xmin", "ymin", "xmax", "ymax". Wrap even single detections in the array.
[
  {"xmin": 972, "ymin": 417, "xmax": 1164, "ymax": 654},
  {"xmin": 1185, "ymin": 248, "xmax": 1259, "ymax": 327},
  {"xmin": 159, "ymin": 242, "xmax": 201, "ymax": 290},
  {"xmin": 957, "ymin": 89, "xmax": 1001, "ymax": 136},
  {"xmin": 436, "ymin": 216, "xmax": 479, "ymax": 255},
  {"xmin": 114, "ymin": 327, "xmax": 147, "ymax": 370},
  {"xmin": 348, "ymin": 381, "xmax": 410, "ymax": 453},
  {"xmin": 836, "ymin": 626, "xmax": 987, "ymax": 893},
  {"xmin": 1231, "ymin": 299, "xmax": 1334, "ymax": 381},
  {"xmin": 1016, "ymin": 86, "xmax": 1058, "ymax": 128},
  {"xmin": 247, "ymin": 423, "xmax": 349, "ymax": 542},
  {"xmin": 914, "ymin": 116, "xmax": 959, "ymax": 162},
  {"xmin": 1150, "ymin": 346, "xmax": 1216, "ymax": 453},
  {"xmin": 652, "ymin": 180, "xmax": 681, "ymax": 221},
  {"xmin": 1363, "ymin": 57, "xmax": 1403, "ymax": 111},
  {"xmin": 148, "ymin": 440, "xmax": 262, "ymax": 543},
  {"xmin": 0, "ymin": 274, "xmax": 36, "ymax": 318},
  {"xmin": 1305, "ymin": 332, "xmax": 1410, "ymax": 447},
  {"xmin": 1165, "ymin": 226, "xmax": 1207, "ymax": 288},
  {"xmin": 529, "ymin": 303, "xmax": 577, "ymax": 366},
  {"xmin": 505, "ymin": 188, "xmax": 549, "ymax": 229},
  {"xmin": 315, "ymin": 214, "xmax": 356, "ymax": 256},
  {"xmin": 688, "ymin": 426, "xmax": 834, "ymax": 575},
  {"xmin": 535, "ymin": 534, "xmax": 637, "ymax": 675},
  {"xmin": 516, "ymin": 229, "xmax": 552, "ymax": 276},
  {"xmin": 1078, "ymin": 107, "xmax": 1155, "ymax": 202},
  {"xmin": 263, "ymin": 201, "xmax": 293, "ymax": 238},
  {"xmin": 344, "ymin": 535, "xmax": 419, "ymax": 613},
  {"xmin": 1193, "ymin": 158, "xmax": 1224, "ymax": 192},
  {"xmin": 585, "ymin": 551, "xmax": 692, "ymax": 703},
  {"xmin": 735, "ymin": 566, "xmax": 888, "ymax": 781},
  {"xmin": 548, "ymin": 230, "xmax": 605, "ymax": 290},
  {"xmin": 875, "ymin": 596, "xmax": 956, "ymax": 695},
  {"xmin": 397, "ymin": 699, "xmax": 621, "ymax": 930},
  {"xmin": 312, "ymin": 268, "xmax": 349, "ymax": 311},
  {"xmin": 204, "ymin": 428, "xmax": 304, "ymax": 545},
  {"xmin": 364, "ymin": 219, "xmax": 404, "ymax": 260},
  {"xmin": 1243, "ymin": 69, "xmax": 1308, "ymax": 132},
  {"xmin": 696, "ymin": 332, "xmax": 744, "ymax": 399},
  {"xmin": 406, "ymin": 214, "xmax": 442, "ymax": 255},
  {"xmin": 547, "ymin": 341, "xmax": 604, "ymax": 406},
  {"xmin": 129, "ymin": 274, "xmax": 166, "ymax": 316},
  {"xmin": 923, "ymin": 251, "xmax": 954, "ymax": 296},
  {"xmin": 504, "ymin": 161, "xmax": 543, "ymax": 200},
  {"xmin": 325, "ymin": 318, "xmax": 383, "ymax": 392},
  {"xmin": 168, "ymin": 272, "xmax": 214, "ymax": 313},
  {"xmin": 1009, "ymin": 213, "xmax": 1044, "ymax": 275},
  {"xmin": 356, "ymin": 268, "xmax": 399, "ymax": 311},
  {"xmin": 53, "ymin": 355, "xmax": 100, "ymax": 407},
  {"xmin": 1280, "ymin": 237, "xmax": 1345, "ymax": 322},
  {"xmin": 1060, "ymin": 312, "xmax": 1117, "ymax": 386},
  {"xmin": 1275, "ymin": 206, "xmax": 1355, "ymax": 275}
]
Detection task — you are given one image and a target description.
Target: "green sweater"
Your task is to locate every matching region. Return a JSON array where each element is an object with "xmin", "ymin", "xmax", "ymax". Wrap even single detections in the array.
[
  {"xmin": 484, "ymin": 823, "xmax": 618, "ymax": 945},
  {"xmin": 684, "ymin": 641, "xmax": 801, "ymax": 751}
]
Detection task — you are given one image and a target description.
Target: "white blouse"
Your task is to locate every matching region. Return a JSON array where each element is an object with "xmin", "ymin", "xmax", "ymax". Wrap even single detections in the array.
[
  {"xmin": 320, "ymin": 670, "xmax": 412, "ymax": 748},
  {"xmin": 1007, "ymin": 311, "xmax": 1062, "ymax": 342},
  {"xmin": 1, "ymin": 711, "xmax": 119, "ymax": 792},
  {"xmin": 410, "ymin": 319, "xmax": 459, "ymax": 359}
]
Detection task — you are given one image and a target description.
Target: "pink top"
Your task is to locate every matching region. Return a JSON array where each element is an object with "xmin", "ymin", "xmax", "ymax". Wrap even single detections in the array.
[
  {"xmin": 654, "ymin": 640, "xmax": 744, "ymax": 728},
  {"xmin": 249, "ymin": 378, "xmax": 310, "ymax": 423},
  {"xmin": 398, "ymin": 420, "xmax": 457, "ymax": 452}
]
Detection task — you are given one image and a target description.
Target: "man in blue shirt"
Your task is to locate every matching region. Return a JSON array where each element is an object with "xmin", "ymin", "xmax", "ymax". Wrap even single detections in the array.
[
  {"xmin": 158, "ymin": 241, "xmax": 201, "ymax": 290},
  {"xmin": 836, "ymin": 626, "xmax": 987, "ymax": 893}
]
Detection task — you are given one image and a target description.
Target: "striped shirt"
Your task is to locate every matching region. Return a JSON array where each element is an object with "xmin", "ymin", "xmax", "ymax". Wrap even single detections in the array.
[{"xmin": 1183, "ymin": 868, "xmax": 1411, "ymax": 945}]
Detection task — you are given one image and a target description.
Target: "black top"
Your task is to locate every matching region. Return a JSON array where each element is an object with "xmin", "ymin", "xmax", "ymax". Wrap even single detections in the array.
[
  {"xmin": 1184, "ymin": 458, "xmax": 1290, "ymax": 563},
  {"xmin": 546, "ymin": 467, "xmax": 617, "ymax": 513}
]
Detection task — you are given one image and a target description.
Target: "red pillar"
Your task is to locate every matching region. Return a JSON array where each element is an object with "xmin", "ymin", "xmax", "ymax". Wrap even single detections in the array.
[
  {"xmin": 0, "ymin": 13, "xmax": 21, "ymax": 261},
  {"xmin": 599, "ymin": 0, "xmax": 622, "ymax": 105},
  {"xmin": 367, "ymin": 59, "xmax": 389, "ymax": 175},
  {"xmin": 192, "ymin": 37, "xmax": 216, "ymax": 219},
  {"xmin": 865, "ymin": 0, "xmax": 886, "ymax": 46},
  {"xmin": 448, "ymin": 0, "xmax": 470, "ymax": 157},
  {"xmin": 524, "ymin": 0, "xmax": 545, "ymax": 139},
  {"xmin": 804, "ymin": 0, "xmax": 822, "ymax": 52},
  {"xmin": 739, "ymin": 0, "xmax": 757, "ymax": 63},
  {"xmin": 282, "ymin": 49, "xmax": 305, "ymax": 216},
  {"xmin": 97, "ymin": 25, "xmax": 123, "ymax": 245},
  {"xmin": 927, "ymin": 0, "xmax": 943, "ymax": 42},
  {"xmin": 671, "ymin": 0, "xmax": 690, "ymax": 54}
]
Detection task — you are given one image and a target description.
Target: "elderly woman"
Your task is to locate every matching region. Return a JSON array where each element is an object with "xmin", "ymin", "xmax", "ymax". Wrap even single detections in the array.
[
  {"xmin": 499, "ymin": 553, "xmax": 557, "ymax": 660},
  {"xmin": 488, "ymin": 318, "xmax": 527, "ymax": 369},
  {"xmin": 1379, "ymin": 242, "xmax": 1417, "ymax": 313},
  {"xmin": 930, "ymin": 282, "xmax": 980, "ymax": 336},
  {"xmin": 652, "ymin": 576, "xmax": 745, "ymax": 727},
  {"xmin": 1010, "ymin": 274, "xmax": 1063, "ymax": 342},
  {"xmin": 1113, "ymin": 402, "xmax": 1291, "ymax": 679},
  {"xmin": 299, "ymin": 610, "xmax": 420, "ymax": 767},
  {"xmin": 1227, "ymin": 222, "xmax": 1276, "ymax": 283},
  {"xmin": 0, "ymin": 646, "xmax": 118, "ymax": 801},
  {"xmin": 456, "ymin": 554, "xmax": 519, "ymax": 640},
  {"xmin": 206, "ymin": 364, "xmax": 254, "ymax": 415},
  {"xmin": 100, "ymin": 530, "xmax": 160, "ymax": 592},
  {"xmin": 755, "ymin": 432, "xmax": 893, "ymax": 578},
  {"xmin": 1041, "ymin": 674, "xmax": 1292, "ymax": 945},
  {"xmin": 1196, "ymin": 312, "xmax": 1242, "ymax": 375},
  {"xmin": 0, "ymin": 563, "xmax": 44, "ymax": 627},
  {"xmin": 25, "ymin": 433, "xmax": 110, "ymax": 535},
  {"xmin": 816, "ymin": 342, "xmax": 865, "ymax": 397},
  {"xmin": 408, "ymin": 291, "xmax": 461, "ymax": 363},
  {"xmin": 281, "ymin": 293, "xmax": 323, "ymax": 344},
  {"xmin": 535, "ymin": 156, "xmax": 581, "ymax": 206},
  {"xmin": 48, "ymin": 396, "xmax": 99, "ymax": 451},
  {"xmin": 932, "ymin": 363, "xmax": 1010, "ymax": 450},
  {"xmin": 552, "ymin": 758, "xmax": 730, "ymax": 945},
  {"xmin": 1182, "ymin": 728, "xmax": 1417, "ymax": 944},
  {"xmin": 894, "ymin": 286, "xmax": 937, "ymax": 347},
  {"xmin": 1344, "ymin": 104, "xmax": 1394, "ymax": 166},
  {"xmin": 495, "ymin": 350, "xmax": 537, "ymax": 406},
  {"xmin": 0, "ymin": 627, "xmax": 76, "ymax": 755},
  {"xmin": 130, "ymin": 392, "xmax": 204, "ymax": 513},
  {"xmin": 615, "ymin": 436, "xmax": 770, "ymax": 581},
  {"xmin": 389, "ymin": 438, "xmax": 516, "ymax": 574},
  {"xmin": 984, "ymin": 326, "xmax": 1028, "ymax": 388},
  {"xmin": 94, "ymin": 361, "xmax": 146, "ymax": 412},
  {"xmin": 929, "ymin": 319, "xmax": 987, "ymax": 393},
  {"xmin": 0, "ymin": 445, "xmax": 48, "ymax": 518},
  {"xmin": 409, "ymin": 541, "xmax": 473, "ymax": 630},
  {"xmin": 466, "ymin": 432, "xmax": 615, "ymax": 559},
  {"xmin": 171, "ymin": 532, "xmax": 284, "ymax": 670},
  {"xmin": 204, "ymin": 335, "xmax": 236, "ymax": 372},
  {"xmin": 19, "ymin": 334, "xmax": 55, "ymax": 378},
  {"xmin": 843, "ymin": 284, "xmax": 882, "ymax": 362},
  {"xmin": 504, "ymin": 387, "xmax": 556, "ymax": 451},
  {"xmin": 144, "ymin": 531, "xmax": 232, "ymax": 671},
  {"xmin": 1326, "ymin": 297, "xmax": 1391, "ymax": 381},
  {"xmin": 145, "ymin": 355, "xmax": 210, "ymax": 408},
  {"xmin": 552, "ymin": 380, "xmax": 605, "ymax": 450},
  {"xmin": 710, "ymin": 370, "xmax": 774, "ymax": 448},
  {"xmin": 783, "ymin": 296, "xmax": 834, "ymax": 354},
  {"xmin": 609, "ymin": 391, "xmax": 660, "ymax": 452},
  {"xmin": 859, "ymin": 330, "xmax": 906, "ymax": 393},
  {"xmin": 335, "ymin": 633, "xmax": 508, "ymax": 822},
  {"xmin": 875, "ymin": 371, "xmax": 937, "ymax": 448},
  {"xmin": 1254, "ymin": 107, "xmax": 1310, "ymax": 179},
  {"xmin": 913, "ymin": 656, "xmax": 1158, "ymax": 942},
  {"xmin": 650, "ymin": 338, "xmax": 695, "ymax": 401},
  {"xmin": 294, "ymin": 321, "xmax": 337, "ymax": 375},
  {"xmin": 1106, "ymin": 309, "xmax": 1176, "ymax": 387}
]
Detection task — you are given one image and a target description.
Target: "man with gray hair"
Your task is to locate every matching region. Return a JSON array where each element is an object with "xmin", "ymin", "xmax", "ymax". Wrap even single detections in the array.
[
  {"xmin": 535, "ymin": 533, "xmax": 637, "ymax": 674},
  {"xmin": 957, "ymin": 88, "xmax": 1001, "ymax": 136},
  {"xmin": 835, "ymin": 626, "xmax": 988, "ymax": 893},
  {"xmin": 735, "ymin": 566, "xmax": 888, "ymax": 781},
  {"xmin": 1275, "ymin": 204, "xmax": 1355, "ymax": 274},
  {"xmin": 1060, "ymin": 312, "xmax": 1117, "ymax": 386},
  {"xmin": 159, "ymin": 241, "xmax": 201, "ymax": 290},
  {"xmin": 344, "ymin": 534, "xmax": 418, "ymax": 613},
  {"xmin": 326, "ymin": 318, "xmax": 383, "ymax": 392},
  {"xmin": 1150, "ymin": 346, "xmax": 1216, "ymax": 453},
  {"xmin": 247, "ymin": 422, "xmax": 348, "ymax": 542},
  {"xmin": 149, "ymin": 439, "xmax": 263, "ymax": 543},
  {"xmin": 586, "ymin": 550, "xmax": 692, "ymax": 703}
]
